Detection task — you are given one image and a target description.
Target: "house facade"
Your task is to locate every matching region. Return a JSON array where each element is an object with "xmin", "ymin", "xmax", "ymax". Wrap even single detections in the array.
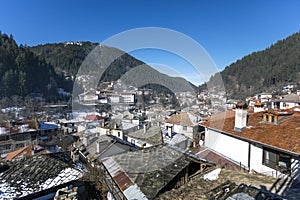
[
  {"xmin": 199, "ymin": 107, "xmax": 300, "ymax": 179},
  {"xmin": 272, "ymin": 93, "xmax": 300, "ymax": 110},
  {"xmin": 165, "ymin": 112, "xmax": 199, "ymax": 140}
]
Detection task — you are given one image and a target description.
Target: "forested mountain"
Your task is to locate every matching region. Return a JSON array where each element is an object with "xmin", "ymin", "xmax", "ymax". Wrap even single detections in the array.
[
  {"xmin": 0, "ymin": 32, "xmax": 70, "ymax": 99},
  {"xmin": 30, "ymin": 41, "xmax": 194, "ymax": 93},
  {"xmin": 0, "ymin": 31, "xmax": 194, "ymax": 102},
  {"xmin": 30, "ymin": 42, "xmax": 98, "ymax": 76},
  {"xmin": 210, "ymin": 31, "xmax": 300, "ymax": 99}
]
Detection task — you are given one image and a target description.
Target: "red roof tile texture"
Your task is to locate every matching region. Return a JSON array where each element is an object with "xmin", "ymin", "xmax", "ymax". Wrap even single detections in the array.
[
  {"xmin": 4, "ymin": 145, "xmax": 51, "ymax": 161},
  {"xmin": 165, "ymin": 112, "xmax": 196, "ymax": 127}
]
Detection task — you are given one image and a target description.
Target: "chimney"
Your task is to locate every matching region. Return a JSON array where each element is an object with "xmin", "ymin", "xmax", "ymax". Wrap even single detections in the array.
[
  {"xmin": 167, "ymin": 126, "xmax": 173, "ymax": 137},
  {"xmin": 254, "ymin": 101, "xmax": 264, "ymax": 113},
  {"xmin": 96, "ymin": 141, "xmax": 100, "ymax": 153},
  {"xmin": 234, "ymin": 102, "xmax": 247, "ymax": 131}
]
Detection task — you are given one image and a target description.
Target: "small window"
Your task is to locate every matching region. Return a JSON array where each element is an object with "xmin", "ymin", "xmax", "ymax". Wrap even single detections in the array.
[
  {"xmin": 118, "ymin": 132, "xmax": 121, "ymax": 137},
  {"xmin": 183, "ymin": 126, "xmax": 187, "ymax": 131},
  {"xmin": 263, "ymin": 148, "xmax": 291, "ymax": 174},
  {"xmin": 263, "ymin": 149, "xmax": 277, "ymax": 169}
]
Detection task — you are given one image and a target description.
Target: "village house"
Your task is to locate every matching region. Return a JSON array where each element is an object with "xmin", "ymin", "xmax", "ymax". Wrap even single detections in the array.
[
  {"xmin": 199, "ymin": 104, "xmax": 300, "ymax": 179},
  {"xmin": 272, "ymin": 93, "xmax": 300, "ymax": 109},
  {"xmin": 0, "ymin": 120, "xmax": 59, "ymax": 154},
  {"xmin": 100, "ymin": 144, "xmax": 213, "ymax": 200},
  {"xmin": 164, "ymin": 112, "xmax": 200, "ymax": 140},
  {"xmin": 0, "ymin": 152, "xmax": 83, "ymax": 199},
  {"xmin": 2, "ymin": 144, "xmax": 51, "ymax": 161},
  {"xmin": 78, "ymin": 89, "xmax": 98, "ymax": 105},
  {"xmin": 126, "ymin": 125, "xmax": 163, "ymax": 148},
  {"xmin": 255, "ymin": 92, "xmax": 273, "ymax": 103}
]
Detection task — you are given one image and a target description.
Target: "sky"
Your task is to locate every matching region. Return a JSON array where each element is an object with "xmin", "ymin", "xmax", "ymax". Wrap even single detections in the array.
[{"xmin": 1, "ymin": 0, "xmax": 300, "ymax": 85}]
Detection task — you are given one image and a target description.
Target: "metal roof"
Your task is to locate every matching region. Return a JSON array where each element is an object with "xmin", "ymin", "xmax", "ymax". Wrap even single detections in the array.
[{"xmin": 102, "ymin": 157, "xmax": 147, "ymax": 200}]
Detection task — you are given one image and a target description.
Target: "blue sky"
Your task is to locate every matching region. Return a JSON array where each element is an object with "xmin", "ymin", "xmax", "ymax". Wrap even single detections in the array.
[{"xmin": 1, "ymin": 0, "xmax": 300, "ymax": 85}]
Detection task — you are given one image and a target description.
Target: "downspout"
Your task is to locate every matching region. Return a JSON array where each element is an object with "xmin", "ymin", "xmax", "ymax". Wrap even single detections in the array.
[{"xmin": 248, "ymin": 143, "xmax": 251, "ymax": 171}]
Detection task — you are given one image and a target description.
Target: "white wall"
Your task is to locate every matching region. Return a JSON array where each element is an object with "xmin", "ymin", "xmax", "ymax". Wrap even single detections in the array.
[
  {"xmin": 205, "ymin": 129, "xmax": 249, "ymax": 167},
  {"xmin": 205, "ymin": 128, "xmax": 298, "ymax": 178},
  {"xmin": 126, "ymin": 136, "xmax": 152, "ymax": 148},
  {"xmin": 249, "ymin": 144, "xmax": 277, "ymax": 176},
  {"xmin": 173, "ymin": 124, "xmax": 193, "ymax": 139},
  {"xmin": 110, "ymin": 129, "xmax": 123, "ymax": 140},
  {"xmin": 98, "ymin": 127, "xmax": 109, "ymax": 136}
]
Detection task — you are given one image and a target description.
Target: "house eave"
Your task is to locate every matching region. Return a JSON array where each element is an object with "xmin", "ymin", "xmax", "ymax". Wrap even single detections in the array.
[{"xmin": 199, "ymin": 124, "xmax": 300, "ymax": 157}]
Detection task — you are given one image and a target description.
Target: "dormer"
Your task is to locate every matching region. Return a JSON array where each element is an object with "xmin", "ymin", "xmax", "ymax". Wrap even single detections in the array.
[{"xmin": 262, "ymin": 109, "xmax": 293, "ymax": 125}]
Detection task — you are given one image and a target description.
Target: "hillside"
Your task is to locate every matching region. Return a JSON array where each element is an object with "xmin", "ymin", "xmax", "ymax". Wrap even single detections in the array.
[
  {"xmin": 0, "ymin": 32, "xmax": 69, "ymax": 99},
  {"xmin": 30, "ymin": 42, "xmax": 98, "ymax": 76},
  {"xmin": 30, "ymin": 42, "xmax": 194, "ymax": 93},
  {"xmin": 210, "ymin": 31, "xmax": 300, "ymax": 99}
]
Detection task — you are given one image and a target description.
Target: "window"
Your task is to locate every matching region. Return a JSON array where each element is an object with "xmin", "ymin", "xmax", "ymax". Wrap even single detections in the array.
[
  {"xmin": 263, "ymin": 148, "xmax": 291, "ymax": 174},
  {"xmin": 118, "ymin": 132, "xmax": 121, "ymax": 137},
  {"xmin": 283, "ymin": 102, "xmax": 286, "ymax": 108},
  {"xmin": 183, "ymin": 126, "xmax": 187, "ymax": 131},
  {"xmin": 263, "ymin": 149, "xmax": 277, "ymax": 168}
]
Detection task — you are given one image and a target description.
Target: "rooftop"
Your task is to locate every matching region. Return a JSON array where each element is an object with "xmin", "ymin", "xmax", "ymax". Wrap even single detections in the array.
[
  {"xmin": 200, "ymin": 108, "xmax": 300, "ymax": 155},
  {"xmin": 165, "ymin": 112, "xmax": 198, "ymax": 127},
  {"xmin": 102, "ymin": 145, "xmax": 195, "ymax": 199},
  {"xmin": 158, "ymin": 168, "xmax": 280, "ymax": 200},
  {"xmin": 84, "ymin": 114, "xmax": 104, "ymax": 121},
  {"xmin": 38, "ymin": 122, "xmax": 59, "ymax": 131},
  {"xmin": 127, "ymin": 126, "xmax": 163, "ymax": 146},
  {"xmin": 278, "ymin": 93, "xmax": 300, "ymax": 103},
  {"xmin": 0, "ymin": 152, "xmax": 82, "ymax": 199},
  {"xmin": 86, "ymin": 135, "xmax": 133, "ymax": 160},
  {"xmin": 4, "ymin": 145, "xmax": 51, "ymax": 161}
]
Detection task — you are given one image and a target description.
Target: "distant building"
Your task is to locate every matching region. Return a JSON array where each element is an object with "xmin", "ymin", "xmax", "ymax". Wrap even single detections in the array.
[
  {"xmin": 127, "ymin": 125, "xmax": 163, "ymax": 148},
  {"xmin": 272, "ymin": 93, "xmax": 300, "ymax": 109},
  {"xmin": 0, "ymin": 120, "xmax": 60, "ymax": 154},
  {"xmin": 164, "ymin": 112, "xmax": 199, "ymax": 140},
  {"xmin": 3, "ymin": 145, "xmax": 51, "ymax": 161}
]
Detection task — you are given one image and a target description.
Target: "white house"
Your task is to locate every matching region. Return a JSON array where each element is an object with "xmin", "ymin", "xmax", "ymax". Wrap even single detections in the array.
[
  {"xmin": 164, "ymin": 112, "xmax": 199, "ymax": 140},
  {"xmin": 107, "ymin": 94, "xmax": 120, "ymax": 103},
  {"xmin": 199, "ymin": 107, "xmax": 300, "ymax": 179},
  {"xmin": 272, "ymin": 93, "xmax": 300, "ymax": 109},
  {"xmin": 120, "ymin": 92, "xmax": 136, "ymax": 104},
  {"xmin": 255, "ymin": 93, "xmax": 272, "ymax": 103}
]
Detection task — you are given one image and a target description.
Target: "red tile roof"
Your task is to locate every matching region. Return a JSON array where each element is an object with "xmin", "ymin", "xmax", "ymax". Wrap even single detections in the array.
[
  {"xmin": 165, "ymin": 112, "xmax": 196, "ymax": 127},
  {"xmin": 200, "ymin": 108, "xmax": 300, "ymax": 155},
  {"xmin": 4, "ymin": 145, "xmax": 51, "ymax": 161},
  {"xmin": 85, "ymin": 114, "xmax": 103, "ymax": 121}
]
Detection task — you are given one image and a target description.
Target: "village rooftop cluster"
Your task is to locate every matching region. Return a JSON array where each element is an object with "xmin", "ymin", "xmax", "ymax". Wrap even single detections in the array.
[{"xmin": 0, "ymin": 81, "xmax": 300, "ymax": 199}]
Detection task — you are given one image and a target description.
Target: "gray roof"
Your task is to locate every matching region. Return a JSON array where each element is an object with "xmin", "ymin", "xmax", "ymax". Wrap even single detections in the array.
[
  {"xmin": 127, "ymin": 126, "xmax": 163, "ymax": 146},
  {"xmin": 102, "ymin": 157, "xmax": 147, "ymax": 200},
  {"xmin": 86, "ymin": 135, "xmax": 133, "ymax": 160},
  {"xmin": 0, "ymin": 152, "xmax": 82, "ymax": 199},
  {"xmin": 103, "ymin": 145, "xmax": 192, "ymax": 199},
  {"xmin": 278, "ymin": 93, "xmax": 300, "ymax": 103}
]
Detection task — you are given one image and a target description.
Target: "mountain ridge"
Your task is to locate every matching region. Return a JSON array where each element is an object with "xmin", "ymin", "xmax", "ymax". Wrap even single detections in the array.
[{"xmin": 207, "ymin": 31, "xmax": 300, "ymax": 99}]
